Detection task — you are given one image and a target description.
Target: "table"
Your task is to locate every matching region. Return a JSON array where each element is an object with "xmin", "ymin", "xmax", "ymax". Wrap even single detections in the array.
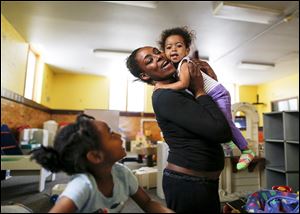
[{"xmin": 135, "ymin": 146, "xmax": 157, "ymax": 167}]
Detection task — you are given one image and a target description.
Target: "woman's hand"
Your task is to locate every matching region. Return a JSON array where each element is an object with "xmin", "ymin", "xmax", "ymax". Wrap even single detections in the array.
[
  {"xmin": 188, "ymin": 62, "xmax": 206, "ymax": 98},
  {"xmin": 154, "ymin": 82, "xmax": 167, "ymax": 91}
]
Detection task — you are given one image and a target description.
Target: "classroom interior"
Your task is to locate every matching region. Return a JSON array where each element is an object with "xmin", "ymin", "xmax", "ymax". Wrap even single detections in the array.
[{"xmin": 1, "ymin": 1, "xmax": 299, "ymax": 213}]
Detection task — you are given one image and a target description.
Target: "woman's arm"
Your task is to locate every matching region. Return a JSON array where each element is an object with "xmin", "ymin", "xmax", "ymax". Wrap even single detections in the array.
[
  {"xmin": 131, "ymin": 187, "xmax": 174, "ymax": 213},
  {"xmin": 49, "ymin": 197, "xmax": 77, "ymax": 213},
  {"xmin": 154, "ymin": 90, "xmax": 231, "ymax": 143},
  {"xmin": 155, "ymin": 62, "xmax": 190, "ymax": 90}
]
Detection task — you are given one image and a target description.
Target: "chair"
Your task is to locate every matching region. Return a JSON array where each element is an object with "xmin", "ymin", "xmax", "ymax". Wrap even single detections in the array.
[{"xmin": 1, "ymin": 127, "xmax": 55, "ymax": 192}]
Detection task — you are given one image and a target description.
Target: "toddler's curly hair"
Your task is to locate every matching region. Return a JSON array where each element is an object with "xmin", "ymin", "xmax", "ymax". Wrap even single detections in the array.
[{"xmin": 158, "ymin": 26, "xmax": 196, "ymax": 50}]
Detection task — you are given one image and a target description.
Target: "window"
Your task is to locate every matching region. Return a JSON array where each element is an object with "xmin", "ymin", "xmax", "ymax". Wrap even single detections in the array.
[
  {"xmin": 109, "ymin": 73, "xmax": 145, "ymax": 112},
  {"xmin": 127, "ymin": 75, "xmax": 145, "ymax": 112},
  {"xmin": 24, "ymin": 49, "xmax": 37, "ymax": 100},
  {"xmin": 109, "ymin": 75, "xmax": 127, "ymax": 111},
  {"xmin": 222, "ymin": 82, "xmax": 236, "ymax": 104},
  {"xmin": 24, "ymin": 47, "xmax": 44, "ymax": 103},
  {"xmin": 234, "ymin": 116, "xmax": 246, "ymax": 130},
  {"xmin": 271, "ymin": 97, "xmax": 299, "ymax": 111}
]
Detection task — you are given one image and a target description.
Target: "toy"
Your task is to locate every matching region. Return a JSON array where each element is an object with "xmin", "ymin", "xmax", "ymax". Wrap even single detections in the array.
[
  {"xmin": 272, "ymin": 185, "xmax": 292, "ymax": 193},
  {"xmin": 50, "ymin": 194, "xmax": 59, "ymax": 204},
  {"xmin": 245, "ymin": 189, "xmax": 299, "ymax": 213}
]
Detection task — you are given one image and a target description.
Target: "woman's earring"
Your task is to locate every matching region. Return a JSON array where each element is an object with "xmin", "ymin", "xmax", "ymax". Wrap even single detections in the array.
[{"xmin": 140, "ymin": 73, "xmax": 147, "ymax": 79}]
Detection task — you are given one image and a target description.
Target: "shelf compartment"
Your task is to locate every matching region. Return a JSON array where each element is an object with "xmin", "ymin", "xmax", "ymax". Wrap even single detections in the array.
[
  {"xmin": 265, "ymin": 170, "xmax": 285, "ymax": 189},
  {"xmin": 265, "ymin": 141, "xmax": 285, "ymax": 169},
  {"xmin": 264, "ymin": 139, "xmax": 284, "ymax": 143},
  {"xmin": 266, "ymin": 166, "xmax": 285, "ymax": 173},
  {"xmin": 286, "ymin": 172, "xmax": 299, "ymax": 192},
  {"xmin": 285, "ymin": 143, "xmax": 299, "ymax": 172},
  {"xmin": 263, "ymin": 113, "xmax": 283, "ymax": 140},
  {"xmin": 286, "ymin": 140, "xmax": 299, "ymax": 144},
  {"xmin": 284, "ymin": 111, "xmax": 299, "ymax": 142}
]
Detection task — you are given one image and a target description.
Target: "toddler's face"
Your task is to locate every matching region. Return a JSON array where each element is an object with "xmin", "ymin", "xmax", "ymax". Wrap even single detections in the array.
[{"xmin": 164, "ymin": 35, "xmax": 190, "ymax": 63}]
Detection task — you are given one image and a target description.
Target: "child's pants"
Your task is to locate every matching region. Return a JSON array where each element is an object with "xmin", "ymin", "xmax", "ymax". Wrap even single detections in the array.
[{"xmin": 208, "ymin": 84, "xmax": 248, "ymax": 150}]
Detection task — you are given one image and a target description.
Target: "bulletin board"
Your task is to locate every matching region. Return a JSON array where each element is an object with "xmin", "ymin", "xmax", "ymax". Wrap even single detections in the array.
[{"xmin": 84, "ymin": 109, "xmax": 120, "ymax": 132}]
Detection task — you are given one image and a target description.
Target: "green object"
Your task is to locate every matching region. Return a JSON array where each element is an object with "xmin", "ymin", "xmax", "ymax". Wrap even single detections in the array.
[
  {"xmin": 227, "ymin": 141, "xmax": 236, "ymax": 149},
  {"xmin": 21, "ymin": 143, "xmax": 41, "ymax": 150},
  {"xmin": 21, "ymin": 144, "xmax": 32, "ymax": 149},
  {"xmin": 236, "ymin": 149, "xmax": 256, "ymax": 170},
  {"xmin": 242, "ymin": 149, "xmax": 256, "ymax": 155},
  {"xmin": 236, "ymin": 162, "xmax": 247, "ymax": 170},
  {"xmin": 1, "ymin": 157, "xmax": 23, "ymax": 162},
  {"xmin": 29, "ymin": 139, "xmax": 38, "ymax": 144}
]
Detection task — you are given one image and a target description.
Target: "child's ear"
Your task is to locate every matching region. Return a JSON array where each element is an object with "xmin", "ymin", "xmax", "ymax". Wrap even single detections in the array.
[
  {"xmin": 86, "ymin": 150, "xmax": 104, "ymax": 164},
  {"xmin": 186, "ymin": 48, "xmax": 190, "ymax": 55},
  {"xmin": 139, "ymin": 73, "xmax": 150, "ymax": 81}
]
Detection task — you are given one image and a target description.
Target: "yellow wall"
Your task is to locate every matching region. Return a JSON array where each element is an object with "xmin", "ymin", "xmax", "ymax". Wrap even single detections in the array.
[
  {"xmin": 1, "ymin": 14, "xmax": 28, "ymax": 95},
  {"xmin": 238, "ymin": 85, "xmax": 258, "ymax": 104},
  {"xmin": 238, "ymin": 74, "xmax": 299, "ymax": 126},
  {"xmin": 41, "ymin": 64, "xmax": 54, "ymax": 108},
  {"xmin": 1, "ymin": 14, "xmax": 110, "ymax": 111},
  {"xmin": 257, "ymin": 73, "xmax": 299, "ymax": 125},
  {"xmin": 49, "ymin": 73, "xmax": 109, "ymax": 110}
]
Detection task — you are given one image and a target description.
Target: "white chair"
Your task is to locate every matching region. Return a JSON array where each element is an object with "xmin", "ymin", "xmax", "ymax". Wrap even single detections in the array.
[{"xmin": 1, "ymin": 128, "xmax": 55, "ymax": 192}]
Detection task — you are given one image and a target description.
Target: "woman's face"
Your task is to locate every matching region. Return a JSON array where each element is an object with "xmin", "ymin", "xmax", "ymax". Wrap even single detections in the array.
[{"xmin": 136, "ymin": 46, "xmax": 176, "ymax": 82}]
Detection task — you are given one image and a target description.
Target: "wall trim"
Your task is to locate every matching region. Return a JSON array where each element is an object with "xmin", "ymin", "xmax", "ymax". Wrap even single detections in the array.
[
  {"xmin": 119, "ymin": 112, "xmax": 155, "ymax": 117},
  {"xmin": 1, "ymin": 87, "xmax": 155, "ymax": 117},
  {"xmin": 1, "ymin": 87, "xmax": 51, "ymax": 113},
  {"xmin": 51, "ymin": 109, "xmax": 83, "ymax": 114}
]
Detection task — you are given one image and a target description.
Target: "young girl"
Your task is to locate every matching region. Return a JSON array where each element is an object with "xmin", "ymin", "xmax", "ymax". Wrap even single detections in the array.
[
  {"xmin": 30, "ymin": 114, "xmax": 173, "ymax": 213},
  {"xmin": 156, "ymin": 27, "xmax": 255, "ymax": 170}
]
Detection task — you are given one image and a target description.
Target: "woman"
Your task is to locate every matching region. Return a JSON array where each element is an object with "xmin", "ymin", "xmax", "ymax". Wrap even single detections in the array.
[{"xmin": 126, "ymin": 46, "xmax": 232, "ymax": 213}]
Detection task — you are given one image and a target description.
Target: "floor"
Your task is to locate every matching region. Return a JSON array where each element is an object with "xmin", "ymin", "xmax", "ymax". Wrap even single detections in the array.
[
  {"xmin": 1, "ymin": 170, "xmax": 165, "ymax": 213},
  {"xmin": 1, "ymin": 152, "xmax": 163, "ymax": 213},
  {"xmin": 2, "ymin": 156, "xmax": 237, "ymax": 213}
]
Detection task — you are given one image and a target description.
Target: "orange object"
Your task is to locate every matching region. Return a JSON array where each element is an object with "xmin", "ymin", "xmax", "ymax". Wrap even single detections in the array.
[{"xmin": 272, "ymin": 185, "xmax": 292, "ymax": 193}]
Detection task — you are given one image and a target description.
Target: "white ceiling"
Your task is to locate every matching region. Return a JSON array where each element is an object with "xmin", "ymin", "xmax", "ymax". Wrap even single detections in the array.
[{"xmin": 2, "ymin": 1, "xmax": 299, "ymax": 85}]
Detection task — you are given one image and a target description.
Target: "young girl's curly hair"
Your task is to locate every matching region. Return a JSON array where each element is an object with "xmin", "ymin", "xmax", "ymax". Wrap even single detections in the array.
[{"xmin": 30, "ymin": 114, "xmax": 101, "ymax": 175}]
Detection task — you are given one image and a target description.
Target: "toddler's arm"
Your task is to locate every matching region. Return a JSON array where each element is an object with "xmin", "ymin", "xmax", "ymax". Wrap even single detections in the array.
[{"xmin": 155, "ymin": 61, "xmax": 190, "ymax": 90}]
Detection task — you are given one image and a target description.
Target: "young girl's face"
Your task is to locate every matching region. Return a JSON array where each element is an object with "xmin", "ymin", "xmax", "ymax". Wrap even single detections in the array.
[
  {"xmin": 94, "ymin": 121, "xmax": 126, "ymax": 162},
  {"xmin": 164, "ymin": 35, "xmax": 190, "ymax": 63}
]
